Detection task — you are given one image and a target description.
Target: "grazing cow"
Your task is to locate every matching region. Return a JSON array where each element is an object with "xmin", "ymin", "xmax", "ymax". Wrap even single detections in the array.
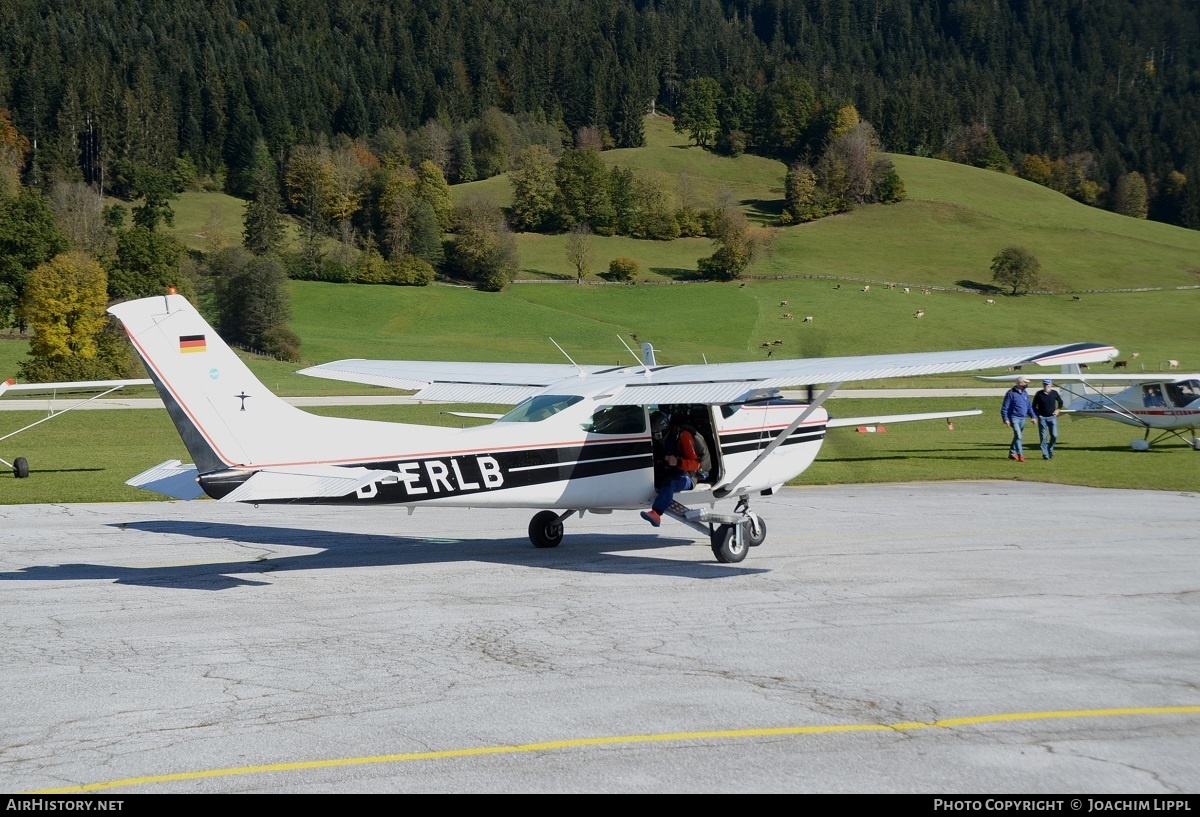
[
  {"xmin": 1079, "ymin": 364, "xmax": 1089, "ymax": 371},
  {"xmin": 780, "ymin": 300, "xmax": 789, "ymax": 306},
  {"xmin": 1131, "ymin": 352, "xmax": 1140, "ymax": 359},
  {"xmin": 767, "ymin": 349, "xmax": 774, "ymax": 358},
  {"xmin": 833, "ymin": 284, "xmax": 841, "ymax": 289},
  {"xmin": 1168, "ymin": 359, "xmax": 1180, "ymax": 369},
  {"xmin": 772, "ymin": 339, "xmax": 783, "ymax": 345},
  {"xmin": 985, "ymin": 299, "xmax": 996, "ymax": 305},
  {"xmin": 1008, "ymin": 365, "xmax": 1023, "ymax": 372},
  {"xmin": 903, "ymin": 287, "xmax": 910, "ymax": 294},
  {"xmin": 862, "ymin": 285, "xmax": 870, "ymax": 292},
  {"xmin": 760, "ymin": 342, "xmax": 770, "ymax": 348},
  {"xmin": 914, "ymin": 309, "xmax": 925, "ymax": 318},
  {"xmin": 803, "ymin": 315, "xmax": 813, "ymax": 323},
  {"xmin": 1113, "ymin": 360, "xmax": 1128, "ymax": 369},
  {"xmin": 1072, "ymin": 295, "xmax": 1081, "ymax": 300},
  {"xmin": 783, "ymin": 312, "xmax": 794, "ymax": 319}
]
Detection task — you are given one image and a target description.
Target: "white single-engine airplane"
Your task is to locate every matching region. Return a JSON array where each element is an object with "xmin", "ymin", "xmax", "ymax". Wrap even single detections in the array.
[
  {"xmin": 109, "ymin": 293, "xmax": 1118, "ymax": 563},
  {"xmin": 979, "ymin": 368, "xmax": 1200, "ymax": 451}
]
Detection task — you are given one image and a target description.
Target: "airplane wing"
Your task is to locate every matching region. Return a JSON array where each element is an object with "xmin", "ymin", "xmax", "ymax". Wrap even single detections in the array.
[
  {"xmin": 2, "ymin": 377, "xmax": 152, "ymax": 397},
  {"xmin": 825, "ymin": 409, "xmax": 982, "ymax": 428},
  {"xmin": 977, "ymin": 373, "xmax": 1200, "ymax": 383},
  {"xmin": 295, "ymin": 359, "xmax": 609, "ymax": 404},
  {"xmin": 608, "ymin": 343, "xmax": 1118, "ymax": 405},
  {"xmin": 298, "ymin": 343, "xmax": 1118, "ymax": 406}
]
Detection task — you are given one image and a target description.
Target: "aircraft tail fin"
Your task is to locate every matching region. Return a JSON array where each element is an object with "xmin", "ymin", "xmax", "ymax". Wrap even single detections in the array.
[
  {"xmin": 1058, "ymin": 363, "xmax": 1089, "ymax": 407},
  {"xmin": 107, "ymin": 294, "xmax": 317, "ymax": 472}
]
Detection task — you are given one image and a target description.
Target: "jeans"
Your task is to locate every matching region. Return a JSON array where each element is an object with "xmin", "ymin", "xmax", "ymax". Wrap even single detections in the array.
[
  {"xmin": 652, "ymin": 474, "xmax": 694, "ymax": 514},
  {"xmin": 1008, "ymin": 418, "xmax": 1027, "ymax": 456},
  {"xmin": 1037, "ymin": 416, "xmax": 1058, "ymax": 458}
]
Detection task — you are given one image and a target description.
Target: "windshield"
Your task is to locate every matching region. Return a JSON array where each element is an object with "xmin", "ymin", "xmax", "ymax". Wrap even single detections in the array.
[{"xmin": 496, "ymin": 394, "xmax": 583, "ymax": 423}]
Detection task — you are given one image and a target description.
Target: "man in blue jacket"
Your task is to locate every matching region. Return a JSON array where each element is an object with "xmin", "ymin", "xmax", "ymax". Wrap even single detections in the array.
[{"xmin": 1000, "ymin": 376, "xmax": 1036, "ymax": 461}]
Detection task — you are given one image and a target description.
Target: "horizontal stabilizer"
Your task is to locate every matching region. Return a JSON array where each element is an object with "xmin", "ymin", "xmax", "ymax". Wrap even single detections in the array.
[
  {"xmin": 126, "ymin": 459, "xmax": 206, "ymax": 500},
  {"xmin": 826, "ymin": 409, "xmax": 982, "ymax": 429},
  {"xmin": 220, "ymin": 464, "xmax": 401, "ymax": 503}
]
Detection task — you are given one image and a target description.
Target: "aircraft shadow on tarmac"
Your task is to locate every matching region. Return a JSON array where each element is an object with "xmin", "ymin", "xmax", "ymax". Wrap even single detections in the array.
[{"xmin": 0, "ymin": 521, "xmax": 767, "ymax": 590}]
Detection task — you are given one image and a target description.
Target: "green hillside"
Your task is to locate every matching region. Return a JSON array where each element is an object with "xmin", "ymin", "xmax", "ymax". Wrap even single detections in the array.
[{"xmin": 453, "ymin": 117, "xmax": 1200, "ymax": 290}]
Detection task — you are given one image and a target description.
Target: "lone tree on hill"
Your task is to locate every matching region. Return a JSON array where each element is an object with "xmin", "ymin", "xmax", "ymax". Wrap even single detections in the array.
[
  {"xmin": 990, "ymin": 246, "xmax": 1041, "ymax": 295},
  {"xmin": 566, "ymin": 222, "xmax": 593, "ymax": 282}
]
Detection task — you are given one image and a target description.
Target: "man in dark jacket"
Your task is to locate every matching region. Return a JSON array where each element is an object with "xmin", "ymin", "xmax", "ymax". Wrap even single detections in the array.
[
  {"xmin": 640, "ymin": 411, "xmax": 704, "ymax": 527},
  {"xmin": 1031, "ymin": 378, "xmax": 1064, "ymax": 459},
  {"xmin": 1000, "ymin": 376, "xmax": 1036, "ymax": 461}
]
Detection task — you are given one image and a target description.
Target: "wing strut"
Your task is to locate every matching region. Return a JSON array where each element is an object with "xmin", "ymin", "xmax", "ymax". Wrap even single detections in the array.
[{"xmin": 713, "ymin": 381, "xmax": 843, "ymax": 499}]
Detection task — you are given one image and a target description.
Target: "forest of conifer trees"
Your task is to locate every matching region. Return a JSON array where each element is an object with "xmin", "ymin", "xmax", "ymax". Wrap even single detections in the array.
[{"xmin": 0, "ymin": 0, "xmax": 1196, "ymax": 226}]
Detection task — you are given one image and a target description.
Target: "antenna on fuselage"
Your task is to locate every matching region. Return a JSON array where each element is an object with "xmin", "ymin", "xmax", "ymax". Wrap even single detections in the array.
[{"xmin": 549, "ymin": 337, "xmax": 585, "ymax": 375}]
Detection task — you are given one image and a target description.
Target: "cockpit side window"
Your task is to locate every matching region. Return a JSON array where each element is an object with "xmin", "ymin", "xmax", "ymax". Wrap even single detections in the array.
[
  {"xmin": 583, "ymin": 405, "xmax": 646, "ymax": 435},
  {"xmin": 1165, "ymin": 380, "xmax": 1200, "ymax": 407},
  {"xmin": 496, "ymin": 395, "xmax": 583, "ymax": 423},
  {"xmin": 1142, "ymin": 384, "xmax": 1166, "ymax": 407}
]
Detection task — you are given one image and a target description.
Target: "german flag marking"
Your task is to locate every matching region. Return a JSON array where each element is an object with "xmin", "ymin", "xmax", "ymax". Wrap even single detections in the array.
[{"xmin": 179, "ymin": 334, "xmax": 207, "ymax": 354}]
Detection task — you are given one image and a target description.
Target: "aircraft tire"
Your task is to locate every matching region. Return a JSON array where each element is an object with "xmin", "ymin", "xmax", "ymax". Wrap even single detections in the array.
[
  {"xmin": 529, "ymin": 510, "xmax": 564, "ymax": 549},
  {"xmin": 13, "ymin": 457, "xmax": 29, "ymax": 479},
  {"xmin": 747, "ymin": 515, "xmax": 767, "ymax": 547},
  {"xmin": 711, "ymin": 524, "xmax": 748, "ymax": 564}
]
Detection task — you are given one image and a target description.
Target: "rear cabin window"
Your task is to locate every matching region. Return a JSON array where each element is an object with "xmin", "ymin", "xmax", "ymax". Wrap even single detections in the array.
[{"xmin": 583, "ymin": 405, "xmax": 646, "ymax": 435}]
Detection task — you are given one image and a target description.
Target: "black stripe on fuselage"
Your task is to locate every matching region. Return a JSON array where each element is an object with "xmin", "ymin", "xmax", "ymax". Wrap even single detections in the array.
[
  {"xmin": 206, "ymin": 437, "xmax": 655, "ymax": 505},
  {"xmin": 718, "ymin": 425, "xmax": 826, "ymax": 456}
]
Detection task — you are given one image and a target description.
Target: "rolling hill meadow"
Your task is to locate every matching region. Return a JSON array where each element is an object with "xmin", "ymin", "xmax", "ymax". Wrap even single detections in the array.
[{"xmin": 2, "ymin": 118, "xmax": 1197, "ymax": 503}]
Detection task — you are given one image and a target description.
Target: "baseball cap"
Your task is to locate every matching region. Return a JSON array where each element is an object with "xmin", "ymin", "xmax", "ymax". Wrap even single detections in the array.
[
  {"xmin": 1043, "ymin": 379, "xmax": 1052, "ymax": 384},
  {"xmin": 1017, "ymin": 376, "xmax": 1028, "ymax": 384}
]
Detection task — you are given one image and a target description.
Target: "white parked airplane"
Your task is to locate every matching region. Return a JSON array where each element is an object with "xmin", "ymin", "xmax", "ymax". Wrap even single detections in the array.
[
  {"xmin": 1, "ymin": 376, "xmax": 152, "ymax": 478},
  {"xmin": 109, "ymin": 293, "xmax": 1118, "ymax": 563},
  {"xmin": 979, "ymin": 369, "xmax": 1200, "ymax": 451}
]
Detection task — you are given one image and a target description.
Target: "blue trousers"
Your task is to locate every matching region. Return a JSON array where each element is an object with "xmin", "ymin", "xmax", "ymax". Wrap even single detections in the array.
[
  {"xmin": 652, "ymin": 474, "xmax": 694, "ymax": 514},
  {"xmin": 1037, "ymin": 416, "xmax": 1058, "ymax": 458},
  {"xmin": 1008, "ymin": 418, "xmax": 1027, "ymax": 456}
]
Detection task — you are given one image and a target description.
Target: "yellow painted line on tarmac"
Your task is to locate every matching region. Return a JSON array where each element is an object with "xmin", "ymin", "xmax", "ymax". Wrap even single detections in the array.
[{"xmin": 26, "ymin": 705, "xmax": 1200, "ymax": 794}]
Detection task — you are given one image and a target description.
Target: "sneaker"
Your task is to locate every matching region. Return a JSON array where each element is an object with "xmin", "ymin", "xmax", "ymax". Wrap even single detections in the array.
[
  {"xmin": 1017, "ymin": 455, "xmax": 1025, "ymax": 462},
  {"xmin": 640, "ymin": 510, "xmax": 661, "ymax": 528},
  {"xmin": 1008, "ymin": 453, "xmax": 1018, "ymax": 460}
]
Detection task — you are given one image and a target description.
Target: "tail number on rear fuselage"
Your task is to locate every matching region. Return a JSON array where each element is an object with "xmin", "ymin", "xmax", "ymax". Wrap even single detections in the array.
[{"xmin": 356, "ymin": 455, "xmax": 504, "ymax": 499}]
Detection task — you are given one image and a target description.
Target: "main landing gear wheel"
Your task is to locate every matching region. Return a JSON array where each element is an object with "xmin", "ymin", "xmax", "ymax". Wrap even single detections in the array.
[
  {"xmin": 747, "ymin": 514, "xmax": 767, "ymax": 547},
  {"xmin": 711, "ymin": 523, "xmax": 748, "ymax": 564},
  {"xmin": 12, "ymin": 457, "xmax": 29, "ymax": 479},
  {"xmin": 529, "ymin": 510, "xmax": 565, "ymax": 549}
]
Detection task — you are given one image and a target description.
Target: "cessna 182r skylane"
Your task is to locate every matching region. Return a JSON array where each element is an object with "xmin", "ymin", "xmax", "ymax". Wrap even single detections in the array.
[
  {"xmin": 979, "ymin": 369, "xmax": 1200, "ymax": 451},
  {"xmin": 110, "ymin": 293, "xmax": 1119, "ymax": 563}
]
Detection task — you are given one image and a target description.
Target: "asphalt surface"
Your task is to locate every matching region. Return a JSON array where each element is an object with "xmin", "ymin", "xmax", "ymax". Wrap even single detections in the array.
[{"xmin": 2, "ymin": 481, "xmax": 1198, "ymax": 793}]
